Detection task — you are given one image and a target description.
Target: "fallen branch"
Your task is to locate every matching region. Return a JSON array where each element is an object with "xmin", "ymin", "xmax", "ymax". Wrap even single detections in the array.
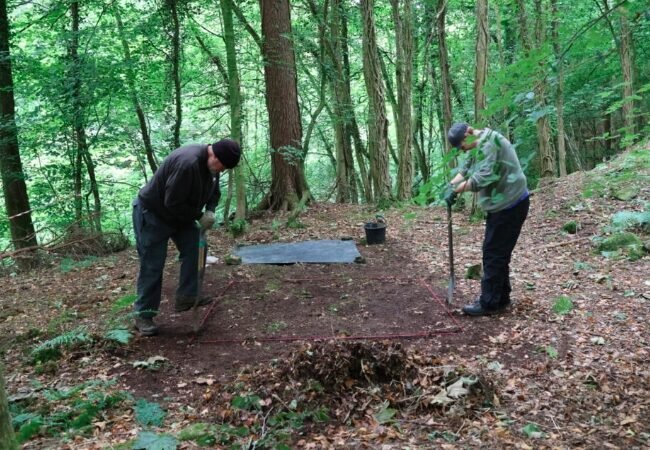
[{"xmin": 533, "ymin": 236, "xmax": 592, "ymax": 250}]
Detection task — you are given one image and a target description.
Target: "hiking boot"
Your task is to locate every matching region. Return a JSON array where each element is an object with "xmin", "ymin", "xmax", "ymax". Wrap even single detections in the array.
[
  {"xmin": 174, "ymin": 295, "xmax": 213, "ymax": 313},
  {"xmin": 462, "ymin": 300, "xmax": 507, "ymax": 316},
  {"xmin": 134, "ymin": 317, "xmax": 158, "ymax": 336}
]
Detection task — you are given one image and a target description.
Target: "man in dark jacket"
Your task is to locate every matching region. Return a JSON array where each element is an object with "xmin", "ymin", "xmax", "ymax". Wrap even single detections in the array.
[
  {"xmin": 445, "ymin": 123, "xmax": 529, "ymax": 316},
  {"xmin": 132, "ymin": 139, "xmax": 241, "ymax": 336}
]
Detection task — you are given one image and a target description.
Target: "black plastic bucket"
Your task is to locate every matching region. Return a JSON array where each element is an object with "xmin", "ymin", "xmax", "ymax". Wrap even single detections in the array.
[{"xmin": 364, "ymin": 222, "xmax": 387, "ymax": 245}]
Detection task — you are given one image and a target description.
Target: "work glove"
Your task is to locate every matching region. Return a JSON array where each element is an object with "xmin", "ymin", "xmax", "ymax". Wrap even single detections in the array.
[
  {"xmin": 443, "ymin": 184, "xmax": 458, "ymax": 207},
  {"xmin": 198, "ymin": 211, "xmax": 216, "ymax": 230}
]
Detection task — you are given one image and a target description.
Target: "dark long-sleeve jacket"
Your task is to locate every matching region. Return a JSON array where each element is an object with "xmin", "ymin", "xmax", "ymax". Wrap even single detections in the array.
[{"xmin": 138, "ymin": 144, "xmax": 220, "ymax": 227}]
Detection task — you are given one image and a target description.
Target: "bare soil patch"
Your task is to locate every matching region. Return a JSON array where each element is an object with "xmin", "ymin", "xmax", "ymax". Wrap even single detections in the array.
[{"xmin": 118, "ymin": 233, "xmax": 496, "ymax": 402}]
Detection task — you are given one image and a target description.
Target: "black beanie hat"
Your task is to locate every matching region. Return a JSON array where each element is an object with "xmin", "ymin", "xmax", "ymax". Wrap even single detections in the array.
[
  {"xmin": 212, "ymin": 139, "xmax": 241, "ymax": 169},
  {"xmin": 447, "ymin": 123, "xmax": 469, "ymax": 149}
]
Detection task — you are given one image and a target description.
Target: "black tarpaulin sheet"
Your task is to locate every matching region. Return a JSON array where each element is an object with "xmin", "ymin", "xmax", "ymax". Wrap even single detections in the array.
[{"xmin": 232, "ymin": 239, "xmax": 361, "ymax": 264}]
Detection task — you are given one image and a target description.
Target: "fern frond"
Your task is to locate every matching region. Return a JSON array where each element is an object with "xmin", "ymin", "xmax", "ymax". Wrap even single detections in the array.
[
  {"xmin": 104, "ymin": 328, "xmax": 132, "ymax": 345},
  {"xmin": 612, "ymin": 211, "xmax": 650, "ymax": 230},
  {"xmin": 32, "ymin": 328, "xmax": 92, "ymax": 361}
]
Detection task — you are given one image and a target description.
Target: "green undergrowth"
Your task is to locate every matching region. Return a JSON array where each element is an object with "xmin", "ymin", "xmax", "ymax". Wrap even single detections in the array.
[
  {"xmin": 112, "ymin": 394, "xmax": 329, "ymax": 450},
  {"xmin": 611, "ymin": 210, "xmax": 650, "ymax": 233},
  {"xmin": 595, "ymin": 232, "xmax": 646, "ymax": 261},
  {"xmin": 10, "ymin": 379, "xmax": 129, "ymax": 444},
  {"xmin": 583, "ymin": 148, "xmax": 650, "ymax": 200},
  {"xmin": 176, "ymin": 394, "xmax": 329, "ymax": 449},
  {"xmin": 29, "ymin": 293, "xmax": 136, "ymax": 371}
]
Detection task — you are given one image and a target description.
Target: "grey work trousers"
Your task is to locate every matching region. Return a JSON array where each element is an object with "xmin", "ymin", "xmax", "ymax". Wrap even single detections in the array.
[{"xmin": 132, "ymin": 199, "xmax": 199, "ymax": 318}]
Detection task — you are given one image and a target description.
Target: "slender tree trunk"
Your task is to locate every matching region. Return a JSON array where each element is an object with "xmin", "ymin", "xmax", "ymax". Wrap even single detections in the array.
[
  {"xmin": 340, "ymin": 7, "xmax": 368, "ymax": 202},
  {"xmin": 330, "ymin": 2, "xmax": 353, "ymax": 203},
  {"xmin": 114, "ymin": 5, "xmax": 157, "ymax": 174},
  {"xmin": 0, "ymin": 363, "xmax": 17, "ymax": 450},
  {"xmin": 307, "ymin": 0, "xmax": 362, "ymax": 203},
  {"xmin": 361, "ymin": 0, "xmax": 391, "ymax": 202},
  {"xmin": 551, "ymin": 0, "xmax": 567, "ymax": 176},
  {"xmin": 220, "ymin": 0, "xmax": 246, "ymax": 221},
  {"xmin": 259, "ymin": 0, "xmax": 309, "ymax": 211},
  {"xmin": 437, "ymin": 0, "xmax": 454, "ymax": 165},
  {"xmin": 475, "ymin": 0, "xmax": 488, "ymax": 124},
  {"xmin": 517, "ymin": 0, "xmax": 554, "ymax": 177},
  {"xmin": 534, "ymin": 0, "xmax": 554, "ymax": 177},
  {"xmin": 300, "ymin": 6, "xmax": 327, "ymax": 162},
  {"xmin": 349, "ymin": 118, "xmax": 371, "ymax": 202},
  {"xmin": 618, "ymin": 6, "xmax": 634, "ymax": 148},
  {"xmin": 516, "ymin": 0, "xmax": 531, "ymax": 53},
  {"xmin": 424, "ymin": 10, "xmax": 447, "ymax": 157},
  {"xmin": 69, "ymin": 1, "xmax": 101, "ymax": 231},
  {"xmin": 328, "ymin": 0, "xmax": 357, "ymax": 203},
  {"xmin": 494, "ymin": 2, "xmax": 513, "ymax": 140},
  {"xmin": 73, "ymin": 138, "xmax": 82, "ymax": 224},
  {"xmin": 412, "ymin": 10, "xmax": 435, "ymax": 183},
  {"xmin": 166, "ymin": 0, "xmax": 182, "ymax": 149},
  {"xmin": 391, "ymin": 0, "xmax": 414, "ymax": 200},
  {"xmin": 0, "ymin": 0, "xmax": 37, "ymax": 265},
  {"xmin": 378, "ymin": 48, "xmax": 399, "ymax": 167}
]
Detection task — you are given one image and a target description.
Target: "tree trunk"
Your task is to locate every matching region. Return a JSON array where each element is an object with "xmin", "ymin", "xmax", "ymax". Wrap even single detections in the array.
[
  {"xmin": 114, "ymin": 5, "xmax": 157, "ymax": 175},
  {"xmin": 69, "ymin": 1, "xmax": 101, "ymax": 231},
  {"xmin": 73, "ymin": 137, "xmax": 82, "ymax": 224},
  {"xmin": 493, "ymin": 2, "xmax": 512, "ymax": 139},
  {"xmin": 391, "ymin": 0, "xmax": 414, "ymax": 200},
  {"xmin": 436, "ymin": 0, "xmax": 454, "ymax": 164},
  {"xmin": 300, "ymin": 8, "xmax": 327, "ymax": 162},
  {"xmin": 259, "ymin": 0, "xmax": 309, "ymax": 211},
  {"xmin": 412, "ymin": 10, "xmax": 435, "ymax": 183},
  {"xmin": 330, "ymin": 0, "xmax": 357, "ymax": 203},
  {"xmin": 515, "ymin": 0, "xmax": 532, "ymax": 54},
  {"xmin": 423, "ymin": 10, "xmax": 447, "ymax": 158},
  {"xmin": 518, "ymin": 0, "xmax": 554, "ymax": 178},
  {"xmin": 618, "ymin": 6, "xmax": 634, "ymax": 148},
  {"xmin": 378, "ymin": 47, "xmax": 399, "ymax": 167},
  {"xmin": 0, "ymin": 363, "xmax": 17, "ymax": 450},
  {"xmin": 551, "ymin": 0, "xmax": 567, "ymax": 176},
  {"xmin": 166, "ymin": 0, "xmax": 182, "ymax": 149},
  {"xmin": 534, "ymin": 0, "xmax": 554, "ymax": 178},
  {"xmin": 340, "ymin": 7, "xmax": 368, "ymax": 202},
  {"xmin": 220, "ymin": 0, "xmax": 246, "ymax": 221},
  {"xmin": 0, "ymin": 0, "xmax": 38, "ymax": 266},
  {"xmin": 361, "ymin": 0, "xmax": 391, "ymax": 202},
  {"xmin": 474, "ymin": 0, "xmax": 488, "ymax": 124}
]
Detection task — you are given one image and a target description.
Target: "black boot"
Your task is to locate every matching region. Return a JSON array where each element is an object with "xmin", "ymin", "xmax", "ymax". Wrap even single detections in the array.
[
  {"xmin": 462, "ymin": 299, "xmax": 507, "ymax": 316},
  {"xmin": 134, "ymin": 316, "xmax": 158, "ymax": 336},
  {"xmin": 174, "ymin": 295, "xmax": 213, "ymax": 312}
]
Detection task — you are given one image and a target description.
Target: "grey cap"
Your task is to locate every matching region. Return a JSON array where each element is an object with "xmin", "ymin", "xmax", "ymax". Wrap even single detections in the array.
[{"xmin": 447, "ymin": 123, "xmax": 469, "ymax": 149}]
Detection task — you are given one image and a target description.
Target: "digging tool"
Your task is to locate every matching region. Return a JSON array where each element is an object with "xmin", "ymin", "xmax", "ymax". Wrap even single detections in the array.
[
  {"xmin": 192, "ymin": 228, "xmax": 208, "ymax": 332},
  {"xmin": 446, "ymin": 203, "xmax": 455, "ymax": 305}
]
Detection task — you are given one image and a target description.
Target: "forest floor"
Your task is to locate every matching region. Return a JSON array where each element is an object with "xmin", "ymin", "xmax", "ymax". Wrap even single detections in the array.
[{"xmin": 1, "ymin": 146, "xmax": 649, "ymax": 449}]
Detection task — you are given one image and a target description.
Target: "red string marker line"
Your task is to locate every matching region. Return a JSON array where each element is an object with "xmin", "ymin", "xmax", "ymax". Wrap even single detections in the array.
[
  {"xmin": 419, "ymin": 279, "xmax": 464, "ymax": 333},
  {"xmin": 196, "ymin": 276, "xmax": 462, "ymax": 345},
  {"xmin": 197, "ymin": 328, "xmax": 461, "ymax": 345},
  {"xmin": 190, "ymin": 280, "xmax": 235, "ymax": 342}
]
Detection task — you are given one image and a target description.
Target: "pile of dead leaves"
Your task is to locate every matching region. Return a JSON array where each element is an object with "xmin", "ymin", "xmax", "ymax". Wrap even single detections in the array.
[{"xmin": 229, "ymin": 341, "xmax": 494, "ymax": 428}]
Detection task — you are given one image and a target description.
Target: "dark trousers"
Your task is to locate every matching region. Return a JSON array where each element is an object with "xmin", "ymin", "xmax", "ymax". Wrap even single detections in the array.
[
  {"xmin": 479, "ymin": 197, "xmax": 529, "ymax": 308},
  {"xmin": 132, "ymin": 199, "xmax": 199, "ymax": 318}
]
